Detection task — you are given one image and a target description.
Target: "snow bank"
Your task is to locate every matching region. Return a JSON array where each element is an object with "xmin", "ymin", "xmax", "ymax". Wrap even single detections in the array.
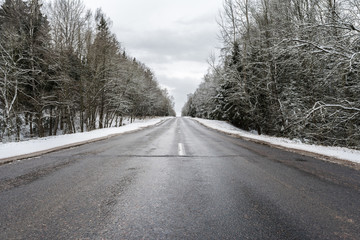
[
  {"xmin": 193, "ymin": 118, "xmax": 360, "ymax": 164},
  {"xmin": 0, "ymin": 117, "xmax": 171, "ymax": 161}
]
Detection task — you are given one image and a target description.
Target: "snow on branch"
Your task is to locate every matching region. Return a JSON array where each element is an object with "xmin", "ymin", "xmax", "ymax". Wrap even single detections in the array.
[
  {"xmin": 306, "ymin": 101, "xmax": 360, "ymax": 119},
  {"xmin": 291, "ymin": 39, "xmax": 350, "ymax": 59}
]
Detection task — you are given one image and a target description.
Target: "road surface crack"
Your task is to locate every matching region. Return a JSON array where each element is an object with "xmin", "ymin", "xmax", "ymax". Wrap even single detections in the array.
[{"xmin": 0, "ymin": 159, "xmax": 76, "ymax": 193}]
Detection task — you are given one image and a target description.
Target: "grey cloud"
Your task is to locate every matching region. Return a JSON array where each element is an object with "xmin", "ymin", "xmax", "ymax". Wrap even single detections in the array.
[
  {"xmin": 124, "ymin": 26, "xmax": 218, "ymax": 63},
  {"xmin": 175, "ymin": 13, "xmax": 218, "ymax": 26},
  {"xmin": 158, "ymin": 74, "xmax": 202, "ymax": 115}
]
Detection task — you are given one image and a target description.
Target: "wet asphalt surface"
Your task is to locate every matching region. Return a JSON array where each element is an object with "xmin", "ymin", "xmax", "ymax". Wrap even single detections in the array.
[{"xmin": 0, "ymin": 117, "xmax": 360, "ymax": 239}]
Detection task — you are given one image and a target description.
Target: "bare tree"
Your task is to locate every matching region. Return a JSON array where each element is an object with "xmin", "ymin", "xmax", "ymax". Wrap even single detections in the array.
[{"xmin": 184, "ymin": 0, "xmax": 360, "ymax": 148}]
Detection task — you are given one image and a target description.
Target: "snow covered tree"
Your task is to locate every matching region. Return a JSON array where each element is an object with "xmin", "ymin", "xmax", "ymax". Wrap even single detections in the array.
[
  {"xmin": 0, "ymin": 0, "xmax": 55, "ymax": 140},
  {"xmin": 184, "ymin": 0, "xmax": 360, "ymax": 149},
  {"xmin": 0, "ymin": 0, "xmax": 175, "ymax": 141}
]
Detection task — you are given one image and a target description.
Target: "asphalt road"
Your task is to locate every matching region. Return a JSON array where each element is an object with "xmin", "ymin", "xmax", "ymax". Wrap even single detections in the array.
[{"xmin": 0, "ymin": 117, "xmax": 359, "ymax": 239}]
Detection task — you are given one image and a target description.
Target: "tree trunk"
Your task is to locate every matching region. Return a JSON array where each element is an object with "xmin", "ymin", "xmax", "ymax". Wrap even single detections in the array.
[
  {"xmin": 99, "ymin": 91, "xmax": 105, "ymax": 129},
  {"xmin": 49, "ymin": 106, "xmax": 53, "ymax": 136},
  {"xmin": 16, "ymin": 115, "xmax": 20, "ymax": 142},
  {"xmin": 53, "ymin": 107, "xmax": 59, "ymax": 136},
  {"xmin": 30, "ymin": 114, "xmax": 33, "ymax": 137},
  {"xmin": 37, "ymin": 111, "xmax": 44, "ymax": 138}
]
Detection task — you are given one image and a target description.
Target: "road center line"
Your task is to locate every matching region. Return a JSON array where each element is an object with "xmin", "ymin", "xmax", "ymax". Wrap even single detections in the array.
[{"xmin": 178, "ymin": 143, "xmax": 185, "ymax": 156}]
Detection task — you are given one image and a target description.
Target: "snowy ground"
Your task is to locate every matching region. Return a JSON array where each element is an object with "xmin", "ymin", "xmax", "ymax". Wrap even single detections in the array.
[
  {"xmin": 193, "ymin": 118, "xmax": 360, "ymax": 165},
  {"xmin": 1, "ymin": 116, "xmax": 359, "ymax": 166},
  {"xmin": 0, "ymin": 117, "xmax": 172, "ymax": 162}
]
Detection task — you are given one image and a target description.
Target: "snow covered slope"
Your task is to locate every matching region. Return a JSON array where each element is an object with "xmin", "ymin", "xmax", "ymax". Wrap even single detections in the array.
[
  {"xmin": 193, "ymin": 118, "xmax": 360, "ymax": 165},
  {"xmin": 0, "ymin": 117, "xmax": 171, "ymax": 164}
]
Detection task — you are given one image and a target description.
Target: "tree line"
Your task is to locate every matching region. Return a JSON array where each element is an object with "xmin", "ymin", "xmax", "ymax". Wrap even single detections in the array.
[
  {"xmin": 0, "ymin": 0, "xmax": 175, "ymax": 142},
  {"xmin": 182, "ymin": 0, "xmax": 360, "ymax": 149}
]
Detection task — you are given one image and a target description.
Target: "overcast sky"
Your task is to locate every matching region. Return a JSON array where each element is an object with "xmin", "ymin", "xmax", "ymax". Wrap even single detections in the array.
[{"xmin": 83, "ymin": 0, "xmax": 223, "ymax": 116}]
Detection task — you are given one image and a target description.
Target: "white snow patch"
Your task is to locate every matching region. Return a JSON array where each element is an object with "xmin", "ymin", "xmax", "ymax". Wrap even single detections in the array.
[
  {"xmin": 192, "ymin": 118, "xmax": 360, "ymax": 164},
  {"xmin": 0, "ymin": 117, "xmax": 172, "ymax": 160}
]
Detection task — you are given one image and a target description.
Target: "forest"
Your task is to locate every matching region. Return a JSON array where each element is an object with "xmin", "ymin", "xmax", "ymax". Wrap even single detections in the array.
[
  {"xmin": 0, "ymin": 0, "xmax": 175, "ymax": 142},
  {"xmin": 182, "ymin": 0, "xmax": 360, "ymax": 149}
]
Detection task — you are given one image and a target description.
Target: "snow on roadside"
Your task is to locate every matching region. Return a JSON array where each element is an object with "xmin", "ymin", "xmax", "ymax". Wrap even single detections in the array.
[
  {"xmin": 193, "ymin": 118, "xmax": 360, "ymax": 164},
  {"xmin": 0, "ymin": 117, "xmax": 171, "ymax": 160}
]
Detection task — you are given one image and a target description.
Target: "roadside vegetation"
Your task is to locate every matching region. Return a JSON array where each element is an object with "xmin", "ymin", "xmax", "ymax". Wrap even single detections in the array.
[
  {"xmin": 0, "ymin": 0, "xmax": 175, "ymax": 142},
  {"xmin": 182, "ymin": 0, "xmax": 360, "ymax": 149}
]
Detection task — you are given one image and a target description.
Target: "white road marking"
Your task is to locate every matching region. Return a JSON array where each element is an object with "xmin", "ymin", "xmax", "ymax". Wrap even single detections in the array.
[{"xmin": 178, "ymin": 143, "xmax": 185, "ymax": 156}]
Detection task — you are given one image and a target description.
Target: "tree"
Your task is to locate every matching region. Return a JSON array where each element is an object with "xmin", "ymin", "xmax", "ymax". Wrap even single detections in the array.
[
  {"xmin": 184, "ymin": 0, "xmax": 360, "ymax": 149},
  {"xmin": 0, "ymin": 0, "xmax": 175, "ymax": 141},
  {"xmin": 0, "ymin": 0, "xmax": 54, "ymax": 140}
]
